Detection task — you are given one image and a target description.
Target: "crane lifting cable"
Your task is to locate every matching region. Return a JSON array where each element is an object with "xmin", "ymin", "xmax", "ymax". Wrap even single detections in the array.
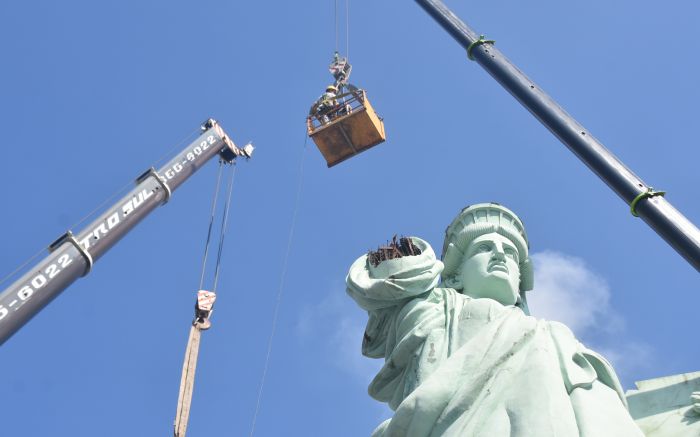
[
  {"xmin": 307, "ymin": 0, "xmax": 386, "ymax": 167},
  {"xmin": 173, "ymin": 160, "xmax": 237, "ymax": 437}
]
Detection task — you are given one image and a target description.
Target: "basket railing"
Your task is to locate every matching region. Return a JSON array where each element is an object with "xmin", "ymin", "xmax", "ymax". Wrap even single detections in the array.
[{"xmin": 307, "ymin": 89, "xmax": 367, "ymax": 133}]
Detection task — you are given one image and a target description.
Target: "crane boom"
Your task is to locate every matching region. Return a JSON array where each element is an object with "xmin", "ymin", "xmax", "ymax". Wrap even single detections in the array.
[
  {"xmin": 415, "ymin": 0, "xmax": 700, "ymax": 272},
  {"xmin": 0, "ymin": 119, "xmax": 252, "ymax": 345}
]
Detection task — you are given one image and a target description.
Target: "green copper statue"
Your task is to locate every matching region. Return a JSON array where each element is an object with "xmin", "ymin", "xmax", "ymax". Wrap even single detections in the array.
[{"xmin": 346, "ymin": 203, "xmax": 644, "ymax": 436}]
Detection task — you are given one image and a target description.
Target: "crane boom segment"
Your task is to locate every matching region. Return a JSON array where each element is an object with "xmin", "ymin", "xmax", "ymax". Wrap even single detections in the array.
[
  {"xmin": 0, "ymin": 120, "xmax": 252, "ymax": 345},
  {"xmin": 415, "ymin": 0, "xmax": 700, "ymax": 271}
]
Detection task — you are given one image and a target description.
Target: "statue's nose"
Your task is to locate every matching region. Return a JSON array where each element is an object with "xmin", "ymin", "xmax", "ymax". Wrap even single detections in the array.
[{"xmin": 491, "ymin": 244, "xmax": 506, "ymax": 261}]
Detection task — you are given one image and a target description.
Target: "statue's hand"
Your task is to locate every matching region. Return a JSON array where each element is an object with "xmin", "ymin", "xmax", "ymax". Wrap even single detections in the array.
[
  {"xmin": 346, "ymin": 236, "xmax": 443, "ymax": 311},
  {"xmin": 367, "ymin": 235, "xmax": 422, "ymax": 267},
  {"xmin": 691, "ymin": 391, "xmax": 700, "ymax": 415}
]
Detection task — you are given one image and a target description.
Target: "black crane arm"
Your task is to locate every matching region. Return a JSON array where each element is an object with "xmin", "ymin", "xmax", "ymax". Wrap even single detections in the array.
[{"xmin": 415, "ymin": 0, "xmax": 700, "ymax": 271}]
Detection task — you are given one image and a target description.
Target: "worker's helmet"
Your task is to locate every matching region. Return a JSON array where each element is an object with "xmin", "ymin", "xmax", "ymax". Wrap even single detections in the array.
[{"xmin": 326, "ymin": 85, "xmax": 337, "ymax": 93}]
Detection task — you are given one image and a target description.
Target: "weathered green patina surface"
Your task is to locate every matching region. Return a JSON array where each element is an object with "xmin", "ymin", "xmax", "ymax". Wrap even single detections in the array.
[
  {"xmin": 347, "ymin": 203, "xmax": 644, "ymax": 436},
  {"xmin": 626, "ymin": 371, "xmax": 700, "ymax": 437}
]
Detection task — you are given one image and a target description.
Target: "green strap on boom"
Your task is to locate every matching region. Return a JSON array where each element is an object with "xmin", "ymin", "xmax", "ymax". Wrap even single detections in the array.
[
  {"xmin": 630, "ymin": 187, "xmax": 666, "ymax": 217},
  {"xmin": 467, "ymin": 35, "xmax": 495, "ymax": 60}
]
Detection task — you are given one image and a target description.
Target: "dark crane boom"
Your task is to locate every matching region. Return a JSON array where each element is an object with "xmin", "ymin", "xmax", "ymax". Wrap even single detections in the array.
[{"xmin": 415, "ymin": 0, "xmax": 700, "ymax": 272}]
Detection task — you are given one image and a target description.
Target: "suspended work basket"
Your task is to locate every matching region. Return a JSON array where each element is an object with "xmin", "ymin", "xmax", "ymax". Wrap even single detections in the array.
[{"xmin": 307, "ymin": 89, "xmax": 386, "ymax": 167}]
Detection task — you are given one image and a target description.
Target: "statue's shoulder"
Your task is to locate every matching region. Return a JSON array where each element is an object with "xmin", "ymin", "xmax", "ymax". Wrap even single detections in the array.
[{"xmin": 547, "ymin": 319, "xmax": 577, "ymax": 338}]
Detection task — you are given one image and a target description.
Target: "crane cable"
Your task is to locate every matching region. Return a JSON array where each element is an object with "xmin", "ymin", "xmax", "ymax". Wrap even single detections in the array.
[
  {"xmin": 197, "ymin": 161, "xmax": 225, "ymax": 291},
  {"xmin": 334, "ymin": 0, "xmax": 350, "ymax": 59},
  {"xmin": 248, "ymin": 133, "xmax": 308, "ymax": 437},
  {"xmin": 174, "ymin": 160, "xmax": 237, "ymax": 437},
  {"xmin": 335, "ymin": 0, "xmax": 339, "ymax": 54}
]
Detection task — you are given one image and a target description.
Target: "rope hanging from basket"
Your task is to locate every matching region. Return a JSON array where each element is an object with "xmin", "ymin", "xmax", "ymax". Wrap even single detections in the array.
[{"xmin": 248, "ymin": 133, "xmax": 308, "ymax": 437}]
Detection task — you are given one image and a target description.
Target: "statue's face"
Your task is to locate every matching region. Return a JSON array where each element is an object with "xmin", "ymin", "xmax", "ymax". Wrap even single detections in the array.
[{"xmin": 456, "ymin": 232, "xmax": 520, "ymax": 306}]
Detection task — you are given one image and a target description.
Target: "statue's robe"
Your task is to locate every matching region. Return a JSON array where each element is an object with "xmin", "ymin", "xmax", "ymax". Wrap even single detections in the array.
[{"xmin": 346, "ymin": 238, "xmax": 643, "ymax": 437}]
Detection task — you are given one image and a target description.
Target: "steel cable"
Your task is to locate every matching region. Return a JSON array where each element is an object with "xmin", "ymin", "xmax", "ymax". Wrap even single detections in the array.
[
  {"xmin": 248, "ymin": 133, "xmax": 308, "ymax": 437},
  {"xmin": 335, "ymin": 0, "xmax": 339, "ymax": 53},
  {"xmin": 0, "ymin": 248, "xmax": 48, "ymax": 289},
  {"xmin": 212, "ymin": 164, "xmax": 237, "ymax": 292},
  {"xmin": 174, "ymin": 160, "xmax": 236, "ymax": 437},
  {"xmin": 198, "ymin": 161, "xmax": 225, "ymax": 290}
]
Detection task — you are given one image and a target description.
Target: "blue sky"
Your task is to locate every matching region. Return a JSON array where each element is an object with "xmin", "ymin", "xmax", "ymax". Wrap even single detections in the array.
[{"xmin": 0, "ymin": 0, "xmax": 698, "ymax": 435}]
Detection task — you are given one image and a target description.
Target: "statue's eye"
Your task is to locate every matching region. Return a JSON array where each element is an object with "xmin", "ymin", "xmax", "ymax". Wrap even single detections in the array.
[
  {"xmin": 477, "ymin": 243, "xmax": 491, "ymax": 253},
  {"xmin": 504, "ymin": 247, "xmax": 518, "ymax": 261}
]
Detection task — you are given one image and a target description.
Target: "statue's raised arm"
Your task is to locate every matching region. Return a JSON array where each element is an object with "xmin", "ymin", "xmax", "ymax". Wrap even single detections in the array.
[{"xmin": 346, "ymin": 236, "xmax": 443, "ymax": 312}]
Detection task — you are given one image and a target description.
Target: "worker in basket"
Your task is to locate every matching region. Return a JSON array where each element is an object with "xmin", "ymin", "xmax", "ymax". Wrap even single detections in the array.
[{"xmin": 310, "ymin": 84, "xmax": 341, "ymax": 124}]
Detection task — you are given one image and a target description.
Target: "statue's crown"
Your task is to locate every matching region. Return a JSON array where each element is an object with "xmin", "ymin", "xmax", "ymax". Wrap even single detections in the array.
[{"xmin": 442, "ymin": 203, "xmax": 534, "ymax": 291}]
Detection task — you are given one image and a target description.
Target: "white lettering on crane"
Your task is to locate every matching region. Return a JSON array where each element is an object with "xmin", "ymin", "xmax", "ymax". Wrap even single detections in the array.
[
  {"xmin": 122, "ymin": 189, "xmax": 154, "ymax": 216},
  {"xmin": 79, "ymin": 188, "xmax": 154, "ymax": 250},
  {"xmin": 0, "ymin": 140, "xmax": 221, "ymax": 321}
]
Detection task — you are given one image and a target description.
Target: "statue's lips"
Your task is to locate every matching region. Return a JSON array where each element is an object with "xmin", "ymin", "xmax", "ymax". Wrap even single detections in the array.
[{"xmin": 488, "ymin": 262, "xmax": 509, "ymax": 274}]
